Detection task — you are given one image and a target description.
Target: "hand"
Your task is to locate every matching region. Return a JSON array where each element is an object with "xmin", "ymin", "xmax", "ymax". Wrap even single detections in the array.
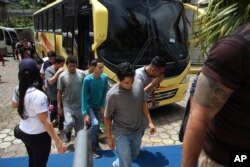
[
  {"xmin": 149, "ymin": 122, "xmax": 156, "ymax": 135},
  {"xmin": 106, "ymin": 137, "xmax": 115, "ymax": 149},
  {"xmin": 58, "ymin": 106, "xmax": 63, "ymax": 116},
  {"xmin": 55, "ymin": 141, "xmax": 67, "ymax": 154},
  {"xmin": 83, "ymin": 115, "xmax": 90, "ymax": 127},
  {"xmin": 57, "ymin": 67, "xmax": 64, "ymax": 74},
  {"xmin": 152, "ymin": 75, "xmax": 164, "ymax": 85}
]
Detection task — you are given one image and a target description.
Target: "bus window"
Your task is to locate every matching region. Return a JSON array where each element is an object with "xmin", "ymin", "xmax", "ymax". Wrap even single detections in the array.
[
  {"xmin": 48, "ymin": 9, "xmax": 54, "ymax": 32},
  {"xmin": 34, "ymin": 15, "xmax": 39, "ymax": 30},
  {"xmin": 55, "ymin": 5, "xmax": 62, "ymax": 33},
  {"xmin": 62, "ymin": 31, "xmax": 73, "ymax": 55},
  {"xmin": 39, "ymin": 13, "xmax": 43, "ymax": 31},
  {"xmin": 43, "ymin": 12, "xmax": 48, "ymax": 31},
  {"xmin": 62, "ymin": 2, "xmax": 74, "ymax": 55}
]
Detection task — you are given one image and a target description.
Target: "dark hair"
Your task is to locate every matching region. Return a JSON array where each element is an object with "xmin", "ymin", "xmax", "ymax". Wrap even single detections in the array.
[
  {"xmin": 89, "ymin": 58, "xmax": 103, "ymax": 67},
  {"xmin": 36, "ymin": 58, "xmax": 44, "ymax": 65},
  {"xmin": 47, "ymin": 51, "xmax": 56, "ymax": 58},
  {"xmin": 116, "ymin": 62, "xmax": 135, "ymax": 81},
  {"xmin": 54, "ymin": 55, "xmax": 65, "ymax": 64},
  {"xmin": 66, "ymin": 56, "xmax": 77, "ymax": 65},
  {"xmin": 150, "ymin": 56, "xmax": 166, "ymax": 68},
  {"xmin": 17, "ymin": 70, "xmax": 44, "ymax": 119}
]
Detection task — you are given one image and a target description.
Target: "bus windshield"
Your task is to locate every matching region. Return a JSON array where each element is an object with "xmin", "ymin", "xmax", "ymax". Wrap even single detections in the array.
[{"xmin": 97, "ymin": 0, "xmax": 188, "ymax": 75}]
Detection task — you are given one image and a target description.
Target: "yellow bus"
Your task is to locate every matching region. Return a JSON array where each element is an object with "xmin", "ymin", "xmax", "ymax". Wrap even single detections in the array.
[{"xmin": 33, "ymin": 0, "xmax": 190, "ymax": 109}]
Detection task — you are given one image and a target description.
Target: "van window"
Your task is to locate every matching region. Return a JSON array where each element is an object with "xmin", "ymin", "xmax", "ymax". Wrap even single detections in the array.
[
  {"xmin": 0, "ymin": 29, "xmax": 3, "ymax": 40},
  {"xmin": 4, "ymin": 30, "xmax": 11, "ymax": 45},
  {"xmin": 9, "ymin": 31, "xmax": 18, "ymax": 41}
]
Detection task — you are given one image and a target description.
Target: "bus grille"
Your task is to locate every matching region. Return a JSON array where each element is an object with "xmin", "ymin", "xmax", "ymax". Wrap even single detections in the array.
[{"xmin": 148, "ymin": 89, "xmax": 178, "ymax": 103}]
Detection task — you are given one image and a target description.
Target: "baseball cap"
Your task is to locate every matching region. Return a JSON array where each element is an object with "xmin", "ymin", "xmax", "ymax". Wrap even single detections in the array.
[{"xmin": 19, "ymin": 58, "xmax": 39, "ymax": 73}]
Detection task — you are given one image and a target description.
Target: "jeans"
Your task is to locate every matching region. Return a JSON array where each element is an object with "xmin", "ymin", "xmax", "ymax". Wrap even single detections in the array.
[
  {"xmin": 88, "ymin": 107, "xmax": 101, "ymax": 149},
  {"xmin": 113, "ymin": 130, "xmax": 142, "ymax": 167}
]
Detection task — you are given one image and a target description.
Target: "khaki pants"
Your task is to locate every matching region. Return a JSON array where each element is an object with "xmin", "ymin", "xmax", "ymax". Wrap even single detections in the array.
[{"xmin": 199, "ymin": 150, "xmax": 227, "ymax": 167}]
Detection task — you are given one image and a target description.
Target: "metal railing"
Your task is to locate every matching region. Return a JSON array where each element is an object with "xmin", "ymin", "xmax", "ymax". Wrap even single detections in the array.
[{"xmin": 72, "ymin": 129, "xmax": 93, "ymax": 167}]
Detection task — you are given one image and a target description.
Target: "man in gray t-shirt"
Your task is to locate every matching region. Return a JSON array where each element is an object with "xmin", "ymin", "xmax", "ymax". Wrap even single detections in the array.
[
  {"xmin": 45, "ymin": 56, "xmax": 65, "ymax": 126},
  {"xmin": 104, "ymin": 62, "xmax": 156, "ymax": 167},
  {"xmin": 135, "ymin": 56, "xmax": 166, "ymax": 99},
  {"xmin": 57, "ymin": 56, "xmax": 85, "ymax": 142}
]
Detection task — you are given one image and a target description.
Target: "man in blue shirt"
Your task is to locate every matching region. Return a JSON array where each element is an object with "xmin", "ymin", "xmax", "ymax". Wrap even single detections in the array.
[{"xmin": 81, "ymin": 59, "xmax": 108, "ymax": 158}]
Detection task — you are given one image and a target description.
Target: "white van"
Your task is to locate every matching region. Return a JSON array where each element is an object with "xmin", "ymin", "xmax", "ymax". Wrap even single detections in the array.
[{"xmin": 0, "ymin": 26, "xmax": 19, "ymax": 56}]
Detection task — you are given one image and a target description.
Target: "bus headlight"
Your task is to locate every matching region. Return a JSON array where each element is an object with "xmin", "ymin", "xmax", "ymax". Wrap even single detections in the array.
[{"xmin": 180, "ymin": 75, "xmax": 189, "ymax": 84}]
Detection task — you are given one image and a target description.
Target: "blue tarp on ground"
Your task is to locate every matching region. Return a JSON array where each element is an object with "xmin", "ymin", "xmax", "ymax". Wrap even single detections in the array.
[{"xmin": 0, "ymin": 145, "xmax": 182, "ymax": 167}]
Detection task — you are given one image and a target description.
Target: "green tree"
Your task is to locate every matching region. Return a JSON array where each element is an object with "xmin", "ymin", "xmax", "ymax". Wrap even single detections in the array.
[
  {"xmin": 191, "ymin": 0, "xmax": 250, "ymax": 56},
  {"xmin": 1, "ymin": 0, "xmax": 48, "ymax": 27}
]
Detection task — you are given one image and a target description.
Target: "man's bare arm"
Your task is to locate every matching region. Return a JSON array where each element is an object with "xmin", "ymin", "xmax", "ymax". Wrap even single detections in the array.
[
  {"xmin": 182, "ymin": 73, "xmax": 233, "ymax": 167},
  {"xmin": 57, "ymin": 90, "xmax": 63, "ymax": 115}
]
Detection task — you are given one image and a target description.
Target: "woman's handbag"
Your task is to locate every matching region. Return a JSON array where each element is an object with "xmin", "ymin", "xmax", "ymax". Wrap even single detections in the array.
[{"xmin": 14, "ymin": 124, "xmax": 23, "ymax": 139}]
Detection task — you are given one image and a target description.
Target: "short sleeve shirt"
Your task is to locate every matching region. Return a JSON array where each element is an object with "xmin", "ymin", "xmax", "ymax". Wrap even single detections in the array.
[
  {"xmin": 45, "ymin": 66, "xmax": 57, "ymax": 101},
  {"xmin": 202, "ymin": 33, "xmax": 250, "ymax": 165},
  {"xmin": 104, "ymin": 79, "xmax": 146, "ymax": 136},
  {"xmin": 57, "ymin": 69, "xmax": 85, "ymax": 109},
  {"xmin": 12, "ymin": 87, "xmax": 49, "ymax": 134}
]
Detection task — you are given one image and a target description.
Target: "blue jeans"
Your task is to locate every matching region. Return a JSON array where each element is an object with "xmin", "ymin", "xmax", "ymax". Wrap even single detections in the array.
[
  {"xmin": 113, "ymin": 130, "xmax": 142, "ymax": 167},
  {"xmin": 88, "ymin": 107, "xmax": 101, "ymax": 149}
]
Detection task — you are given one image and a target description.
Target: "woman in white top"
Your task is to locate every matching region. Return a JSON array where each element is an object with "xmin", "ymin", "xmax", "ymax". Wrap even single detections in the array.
[{"xmin": 12, "ymin": 58, "xmax": 66, "ymax": 167}]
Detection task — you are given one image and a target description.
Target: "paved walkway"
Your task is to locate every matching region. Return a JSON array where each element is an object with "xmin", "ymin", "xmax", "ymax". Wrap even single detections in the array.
[{"xmin": 0, "ymin": 57, "xmax": 191, "ymax": 158}]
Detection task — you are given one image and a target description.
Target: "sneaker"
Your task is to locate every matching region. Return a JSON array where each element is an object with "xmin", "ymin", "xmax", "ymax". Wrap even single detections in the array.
[
  {"xmin": 112, "ymin": 159, "xmax": 119, "ymax": 167},
  {"xmin": 92, "ymin": 149, "xmax": 100, "ymax": 159},
  {"xmin": 94, "ymin": 143, "xmax": 101, "ymax": 151}
]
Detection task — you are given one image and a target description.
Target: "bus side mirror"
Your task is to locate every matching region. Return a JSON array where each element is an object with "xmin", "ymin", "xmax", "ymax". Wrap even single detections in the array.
[{"xmin": 90, "ymin": 0, "xmax": 108, "ymax": 51}]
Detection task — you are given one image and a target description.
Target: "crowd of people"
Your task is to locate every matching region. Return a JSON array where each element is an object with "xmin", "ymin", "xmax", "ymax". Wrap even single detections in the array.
[{"xmin": 11, "ymin": 41, "xmax": 166, "ymax": 167}]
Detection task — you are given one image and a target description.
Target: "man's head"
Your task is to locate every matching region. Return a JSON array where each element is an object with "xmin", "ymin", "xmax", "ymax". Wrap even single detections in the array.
[
  {"xmin": 87, "ymin": 59, "xmax": 96, "ymax": 74},
  {"xmin": 66, "ymin": 56, "xmax": 77, "ymax": 74},
  {"xmin": 22, "ymin": 39, "xmax": 29, "ymax": 48},
  {"xmin": 148, "ymin": 56, "xmax": 166, "ymax": 77},
  {"xmin": 47, "ymin": 51, "xmax": 56, "ymax": 64},
  {"xmin": 92, "ymin": 59, "xmax": 104, "ymax": 77},
  {"xmin": 54, "ymin": 55, "xmax": 65, "ymax": 70},
  {"xmin": 116, "ymin": 62, "xmax": 135, "ymax": 90}
]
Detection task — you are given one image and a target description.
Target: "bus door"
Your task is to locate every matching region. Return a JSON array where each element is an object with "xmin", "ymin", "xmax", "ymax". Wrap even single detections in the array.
[{"xmin": 77, "ymin": 8, "xmax": 93, "ymax": 70}]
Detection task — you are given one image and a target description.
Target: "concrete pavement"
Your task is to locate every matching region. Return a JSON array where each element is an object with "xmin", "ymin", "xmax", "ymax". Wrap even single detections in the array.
[{"xmin": 0, "ymin": 57, "xmax": 191, "ymax": 158}]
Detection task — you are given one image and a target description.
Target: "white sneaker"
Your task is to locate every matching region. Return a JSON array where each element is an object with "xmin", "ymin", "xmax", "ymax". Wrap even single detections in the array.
[{"xmin": 112, "ymin": 159, "xmax": 119, "ymax": 167}]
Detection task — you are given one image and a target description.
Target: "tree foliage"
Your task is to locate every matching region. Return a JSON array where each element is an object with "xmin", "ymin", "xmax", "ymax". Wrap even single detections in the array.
[
  {"xmin": 191, "ymin": 0, "xmax": 250, "ymax": 57},
  {"xmin": 0, "ymin": 0, "xmax": 49, "ymax": 27}
]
